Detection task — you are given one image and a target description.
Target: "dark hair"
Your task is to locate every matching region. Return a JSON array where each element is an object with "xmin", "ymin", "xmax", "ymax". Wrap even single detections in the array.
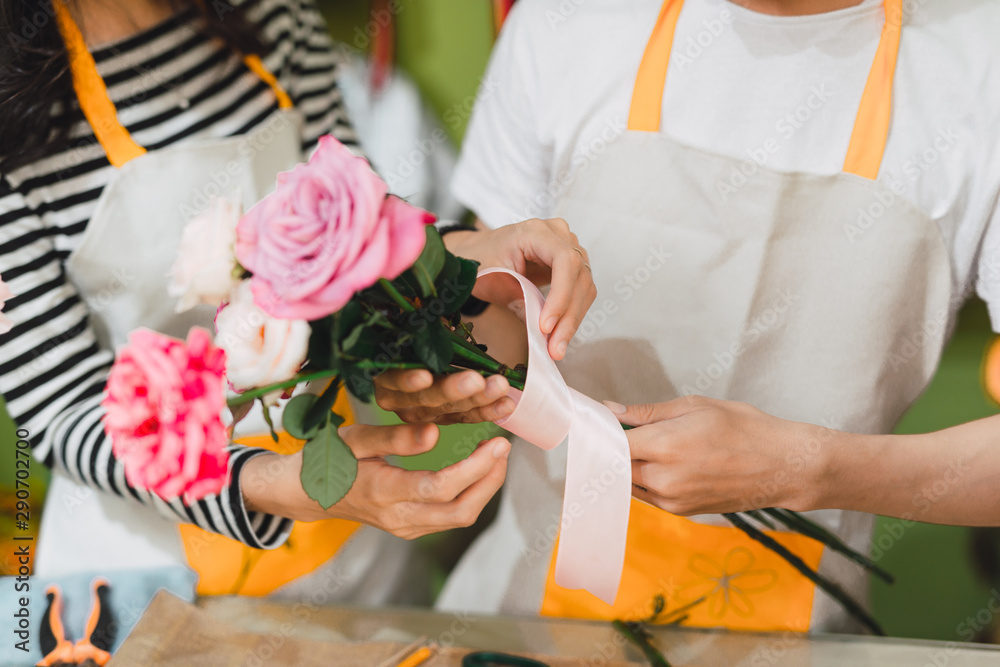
[{"xmin": 0, "ymin": 0, "xmax": 269, "ymax": 172}]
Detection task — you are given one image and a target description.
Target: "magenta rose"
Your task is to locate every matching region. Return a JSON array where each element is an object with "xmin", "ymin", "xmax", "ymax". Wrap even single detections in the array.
[
  {"xmin": 235, "ymin": 135, "xmax": 434, "ymax": 321},
  {"xmin": 102, "ymin": 327, "xmax": 230, "ymax": 502}
]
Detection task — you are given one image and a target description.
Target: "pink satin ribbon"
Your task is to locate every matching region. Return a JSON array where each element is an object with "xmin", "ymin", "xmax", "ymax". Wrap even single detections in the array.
[{"xmin": 478, "ymin": 268, "xmax": 631, "ymax": 605}]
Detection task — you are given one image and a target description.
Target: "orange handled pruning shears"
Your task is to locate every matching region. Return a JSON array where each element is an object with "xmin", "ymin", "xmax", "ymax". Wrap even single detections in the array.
[{"xmin": 37, "ymin": 578, "xmax": 114, "ymax": 667}]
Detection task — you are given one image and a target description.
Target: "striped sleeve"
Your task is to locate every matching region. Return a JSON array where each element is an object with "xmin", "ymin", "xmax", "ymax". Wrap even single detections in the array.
[
  {"xmin": 0, "ymin": 177, "xmax": 292, "ymax": 549},
  {"xmin": 282, "ymin": 0, "xmax": 359, "ymax": 151}
]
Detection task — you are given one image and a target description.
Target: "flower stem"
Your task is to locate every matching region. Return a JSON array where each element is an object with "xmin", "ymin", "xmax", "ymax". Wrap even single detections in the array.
[
  {"xmin": 227, "ymin": 362, "xmax": 430, "ymax": 408},
  {"xmin": 227, "ymin": 369, "xmax": 340, "ymax": 407},
  {"xmin": 379, "ymin": 278, "xmax": 415, "ymax": 312},
  {"xmin": 448, "ymin": 335, "xmax": 527, "ymax": 390},
  {"xmin": 612, "ymin": 621, "xmax": 671, "ymax": 667}
]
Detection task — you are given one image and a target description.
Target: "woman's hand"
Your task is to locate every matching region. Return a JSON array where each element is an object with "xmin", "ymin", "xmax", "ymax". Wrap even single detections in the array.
[
  {"xmin": 610, "ymin": 396, "xmax": 834, "ymax": 516},
  {"xmin": 241, "ymin": 423, "xmax": 510, "ymax": 539},
  {"xmin": 447, "ymin": 218, "xmax": 597, "ymax": 361}
]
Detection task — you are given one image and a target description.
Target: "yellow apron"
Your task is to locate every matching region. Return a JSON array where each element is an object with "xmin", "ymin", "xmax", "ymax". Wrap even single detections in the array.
[
  {"xmin": 530, "ymin": 0, "xmax": 949, "ymax": 631},
  {"xmin": 49, "ymin": 0, "xmax": 358, "ymax": 595}
]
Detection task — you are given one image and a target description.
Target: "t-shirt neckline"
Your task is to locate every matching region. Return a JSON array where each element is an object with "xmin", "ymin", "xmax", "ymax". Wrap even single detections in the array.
[{"xmin": 720, "ymin": 0, "xmax": 884, "ymax": 27}]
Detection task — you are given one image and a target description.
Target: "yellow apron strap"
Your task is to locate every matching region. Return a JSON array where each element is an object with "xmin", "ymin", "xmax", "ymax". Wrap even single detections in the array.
[
  {"xmin": 627, "ymin": 0, "xmax": 683, "ymax": 133},
  {"xmin": 627, "ymin": 0, "xmax": 903, "ymax": 180},
  {"xmin": 243, "ymin": 54, "xmax": 294, "ymax": 110},
  {"xmin": 842, "ymin": 0, "xmax": 903, "ymax": 179},
  {"xmin": 53, "ymin": 0, "xmax": 146, "ymax": 168},
  {"xmin": 53, "ymin": 0, "xmax": 293, "ymax": 168}
]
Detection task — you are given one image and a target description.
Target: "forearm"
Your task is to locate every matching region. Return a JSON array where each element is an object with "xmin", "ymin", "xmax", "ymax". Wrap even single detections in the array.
[{"xmin": 810, "ymin": 415, "xmax": 1000, "ymax": 526}]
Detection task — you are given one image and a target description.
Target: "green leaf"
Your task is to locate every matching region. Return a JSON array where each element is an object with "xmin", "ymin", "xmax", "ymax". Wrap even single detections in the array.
[
  {"xmin": 334, "ymin": 300, "xmax": 364, "ymax": 336},
  {"xmin": 303, "ymin": 381, "xmax": 343, "ymax": 432},
  {"xmin": 405, "ymin": 318, "xmax": 453, "ymax": 373},
  {"xmin": 421, "ymin": 254, "xmax": 479, "ymax": 317},
  {"xmin": 410, "ymin": 226, "xmax": 446, "ymax": 297},
  {"xmin": 305, "ymin": 317, "xmax": 334, "ymax": 370},
  {"xmin": 449, "ymin": 257, "xmax": 480, "ymax": 315},
  {"xmin": 300, "ymin": 423, "xmax": 357, "ymax": 509},
  {"xmin": 435, "ymin": 252, "xmax": 461, "ymax": 289},
  {"xmin": 343, "ymin": 363, "xmax": 376, "ymax": 402},
  {"xmin": 340, "ymin": 323, "xmax": 367, "ymax": 356},
  {"xmin": 282, "ymin": 393, "xmax": 322, "ymax": 441},
  {"xmin": 261, "ymin": 402, "xmax": 279, "ymax": 443}
]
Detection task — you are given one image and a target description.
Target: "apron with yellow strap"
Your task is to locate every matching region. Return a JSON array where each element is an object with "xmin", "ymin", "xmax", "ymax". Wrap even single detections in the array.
[
  {"xmin": 440, "ymin": 0, "xmax": 952, "ymax": 633},
  {"xmin": 34, "ymin": 0, "xmax": 359, "ymax": 595}
]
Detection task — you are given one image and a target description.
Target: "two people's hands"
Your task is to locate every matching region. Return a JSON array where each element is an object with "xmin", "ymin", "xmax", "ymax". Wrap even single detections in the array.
[
  {"xmin": 242, "ymin": 422, "xmax": 510, "ymax": 538},
  {"xmin": 242, "ymin": 217, "xmax": 597, "ymax": 536}
]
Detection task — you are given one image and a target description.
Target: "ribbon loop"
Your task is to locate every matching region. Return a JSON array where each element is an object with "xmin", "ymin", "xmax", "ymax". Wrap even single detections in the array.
[{"xmin": 478, "ymin": 268, "xmax": 632, "ymax": 604}]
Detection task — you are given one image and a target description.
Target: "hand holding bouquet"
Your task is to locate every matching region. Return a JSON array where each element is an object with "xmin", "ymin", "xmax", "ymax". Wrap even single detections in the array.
[{"xmin": 106, "ymin": 136, "xmax": 522, "ymax": 511}]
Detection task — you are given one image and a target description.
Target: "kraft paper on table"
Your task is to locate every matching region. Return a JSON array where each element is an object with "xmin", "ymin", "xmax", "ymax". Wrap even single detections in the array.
[{"xmin": 110, "ymin": 592, "xmax": 643, "ymax": 666}]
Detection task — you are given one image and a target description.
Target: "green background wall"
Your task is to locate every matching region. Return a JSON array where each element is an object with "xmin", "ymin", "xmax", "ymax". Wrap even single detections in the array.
[{"xmin": 1, "ymin": 0, "xmax": 997, "ymax": 644}]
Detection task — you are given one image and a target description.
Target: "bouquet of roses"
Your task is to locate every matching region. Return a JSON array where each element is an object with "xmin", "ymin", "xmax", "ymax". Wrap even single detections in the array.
[
  {"xmin": 103, "ymin": 136, "xmax": 525, "ymax": 508},
  {"xmin": 101, "ymin": 135, "xmax": 888, "ymax": 634}
]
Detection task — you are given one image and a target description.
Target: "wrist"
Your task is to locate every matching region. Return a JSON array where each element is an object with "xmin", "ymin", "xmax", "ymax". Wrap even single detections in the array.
[
  {"xmin": 241, "ymin": 450, "xmax": 311, "ymax": 521},
  {"xmin": 442, "ymin": 229, "xmax": 481, "ymax": 257},
  {"xmin": 787, "ymin": 424, "xmax": 854, "ymax": 512},
  {"xmin": 794, "ymin": 427, "xmax": 885, "ymax": 512}
]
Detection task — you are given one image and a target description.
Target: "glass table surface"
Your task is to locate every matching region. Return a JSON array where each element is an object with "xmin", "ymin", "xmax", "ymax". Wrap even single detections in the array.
[{"xmin": 197, "ymin": 598, "xmax": 1000, "ymax": 666}]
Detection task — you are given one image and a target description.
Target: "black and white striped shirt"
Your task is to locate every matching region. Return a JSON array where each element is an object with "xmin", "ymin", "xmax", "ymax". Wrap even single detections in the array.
[{"xmin": 0, "ymin": 0, "xmax": 357, "ymax": 548}]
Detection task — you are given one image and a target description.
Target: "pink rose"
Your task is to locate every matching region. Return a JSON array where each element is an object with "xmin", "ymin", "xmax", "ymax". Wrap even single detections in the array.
[
  {"xmin": 102, "ymin": 327, "xmax": 230, "ymax": 502},
  {"xmin": 0, "ymin": 272, "xmax": 12, "ymax": 334},
  {"xmin": 235, "ymin": 135, "xmax": 433, "ymax": 321},
  {"xmin": 215, "ymin": 280, "xmax": 310, "ymax": 400},
  {"xmin": 168, "ymin": 196, "xmax": 242, "ymax": 312}
]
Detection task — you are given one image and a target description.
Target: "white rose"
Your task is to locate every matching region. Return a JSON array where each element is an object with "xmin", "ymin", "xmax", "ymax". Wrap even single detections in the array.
[
  {"xmin": 168, "ymin": 196, "xmax": 242, "ymax": 312},
  {"xmin": 0, "ymin": 272, "xmax": 12, "ymax": 334},
  {"xmin": 215, "ymin": 280, "xmax": 311, "ymax": 397}
]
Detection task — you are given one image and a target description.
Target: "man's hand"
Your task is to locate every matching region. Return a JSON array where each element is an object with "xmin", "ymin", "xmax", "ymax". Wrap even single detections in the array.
[
  {"xmin": 241, "ymin": 422, "xmax": 510, "ymax": 539},
  {"xmin": 447, "ymin": 217, "xmax": 597, "ymax": 361},
  {"xmin": 610, "ymin": 396, "xmax": 830, "ymax": 516}
]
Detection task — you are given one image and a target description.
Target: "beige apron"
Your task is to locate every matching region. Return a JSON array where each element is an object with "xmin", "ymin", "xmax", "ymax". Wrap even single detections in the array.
[
  {"xmin": 440, "ymin": 0, "xmax": 953, "ymax": 633},
  {"xmin": 35, "ymin": 1, "xmax": 381, "ymax": 599}
]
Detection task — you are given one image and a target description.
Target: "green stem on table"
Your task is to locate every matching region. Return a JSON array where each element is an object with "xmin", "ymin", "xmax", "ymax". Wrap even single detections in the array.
[
  {"xmin": 379, "ymin": 278, "xmax": 415, "ymax": 312},
  {"xmin": 761, "ymin": 508, "xmax": 893, "ymax": 583},
  {"xmin": 612, "ymin": 621, "xmax": 671, "ymax": 667},
  {"xmin": 724, "ymin": 512, "xmax": 885, "ymax": 636},
  {"xmin": 745, "ymin": 509, "xmax": 777, "ymax": 530}
]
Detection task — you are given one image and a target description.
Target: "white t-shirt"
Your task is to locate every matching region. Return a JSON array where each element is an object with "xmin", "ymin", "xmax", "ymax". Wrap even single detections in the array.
[{"xmin": 453, "ymin": 0, "xmax": 1000, "ymax": 330}]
